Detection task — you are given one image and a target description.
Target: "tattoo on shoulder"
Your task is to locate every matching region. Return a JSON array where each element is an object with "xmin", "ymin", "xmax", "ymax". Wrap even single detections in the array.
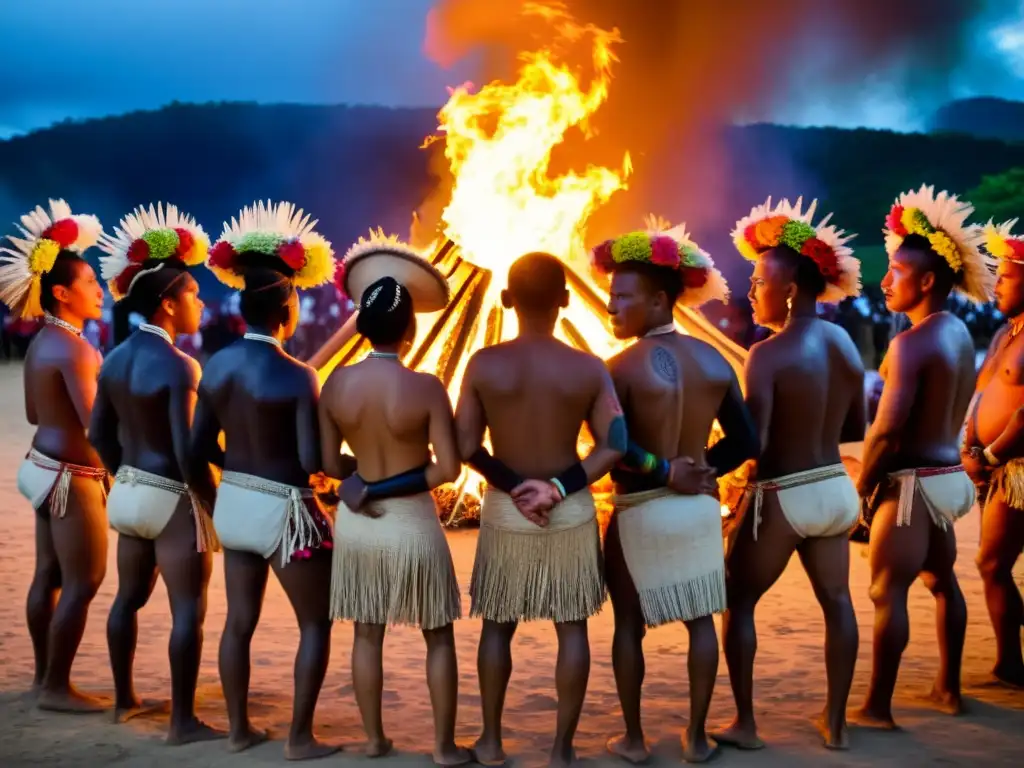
[
  {"xmin": 650, "ymin": 346, "xmax": 678, "ymax": 385},
  {"xmin": 608, "ymin": 414, "xmax": 628, "ymax": 453}
]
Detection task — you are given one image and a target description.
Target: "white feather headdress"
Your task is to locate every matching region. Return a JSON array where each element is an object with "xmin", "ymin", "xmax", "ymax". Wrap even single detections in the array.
[
  {"xmin": 0, "ymin": 199, "xmax": 103, "ymax": 318},
  {"xmin": 208, "ymin": 200, "xmax": 335, "ymax": 291},
  {"xmin": 643, "ymin": 214, "xmax": 730, "ymax": 307},
  {"xmin": 732, "ymin": 197, "xmax": 860, "ymax": 304},
  {"xmin": 982, "ymin": 218, "xmax": 1023, "ymax": 265},
  {"xmin": 97, "ymin": 203, "xmax": 209, "ymax": 301},
  {"xmin": 883, "ymin": 185, "xmax": 993, "ymax": 304}
]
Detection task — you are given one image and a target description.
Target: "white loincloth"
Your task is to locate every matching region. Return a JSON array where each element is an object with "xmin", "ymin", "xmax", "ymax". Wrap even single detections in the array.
[
  {"xmin": 107, "ymin": 465, "xmax": 218, "ymax": 552},
  {"xmin": 612, "ymin": 488, "xmax": 726, "ymax": 627},
  {"xmin": 16, "ymin": 448, "xmax": 107, "ymax": 519},
  {"xmin": 330, "ymin": 492, "xmax": 461, "ymax": 630},
  {"xmin": 213, "ymin": 471, "xmax": 331, "ymax": 566},
  {"xmin": 743, "ymin": 463, "xmax": 859, "ymax": 541},
  {"xmin": 889, "ymin": 465, "xmax": 975, "ymax": 529},
  {"xmin": 470, "ymin": 488, "xmax": 604, "ymax": 624}
]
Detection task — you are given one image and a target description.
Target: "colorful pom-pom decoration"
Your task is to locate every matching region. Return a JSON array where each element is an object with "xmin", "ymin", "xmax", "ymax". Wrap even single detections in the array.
[{"xmin": 983, "ymin": 219, "xmax": 1024, "ymax": 265}]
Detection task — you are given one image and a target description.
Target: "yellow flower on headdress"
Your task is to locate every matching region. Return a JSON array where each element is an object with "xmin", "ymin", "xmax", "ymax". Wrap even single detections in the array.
[
  {"xmin": 27, "ymin": 239, "xmax": 60, "ymax": 275},
  {"xmin": 927, "ymin": 231, "xmax": 962, "ymax": 273},
  {"xmin": 293, "ymin": 237, "xmax": 335, "ymax": 289}
]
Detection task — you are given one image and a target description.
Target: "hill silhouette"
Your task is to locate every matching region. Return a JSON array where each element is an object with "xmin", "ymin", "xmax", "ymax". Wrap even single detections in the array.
[
  {"xmin": 929, "ymin": 97, "xmax": 1024, "ymax": 142},
  {"xmin": 2, "ymin": 101, "xmax": 1024, "ymax": 299}
]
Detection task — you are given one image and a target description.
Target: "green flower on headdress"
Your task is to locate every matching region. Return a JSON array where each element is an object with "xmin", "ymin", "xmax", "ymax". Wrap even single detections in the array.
[
  {"xmin": 679, "ymin": 243, "xmax": 707, "ymax": 268},
  {"xmin": 906, "ymin": 208, "xmax": 935, "ymax": 237},
  {"xmin": 141, "ymin": 228, "xmax": 180, "ymax": 260},
  {"xmin": 779, "ymin": 220, "xmax": 817, "ymax": 251},
  {"xmin": 237, "ymin": 231, "xmax": 285, "ymax": 255},
  {"xmin": 611, "ymin": 232, "xmax": 653, "ymax": 263}
]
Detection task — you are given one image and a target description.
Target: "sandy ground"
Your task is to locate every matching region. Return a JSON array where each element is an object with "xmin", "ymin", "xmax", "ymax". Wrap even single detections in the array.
[{"xmin": 0, "ymin": 363, "xmax": 1023, "ymax": 767}]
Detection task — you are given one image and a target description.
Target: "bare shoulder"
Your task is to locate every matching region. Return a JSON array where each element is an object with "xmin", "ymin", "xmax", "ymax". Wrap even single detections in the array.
[
  {"xmin": 680, "ymin": 335, "xmax": 732, "ymax": 379},
  {"xmin": 414, "ymin": 369, "xmax": 451, "ymax": 404},
  {"xmin": 199, "ymin": 346, "xmax": 236, "ymax": 389},
  {"xmin": 821, "ymin": 321, "xmax": 864, "ymax": 373},
  {"xmin": 606, "ymin": 339, "xmax": 645, "ymax": 374},
  {"xmin": 744, "ymin": 335, "xmax": 776, "ymax": 375},
  {"xmin": 166, "ymin": 346, "xmax": 201, "ymax": 387}
]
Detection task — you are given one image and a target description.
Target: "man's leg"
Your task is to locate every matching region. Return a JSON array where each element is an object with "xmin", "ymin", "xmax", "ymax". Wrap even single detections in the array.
[
  {"xmin": 352, "ymin": 622, "xmax": 391, "ymax": 757},
  {"xmin": 473, "ymin": 619, "xmax": 517, "ymax": 765},
  {"xmin": 976, "ymin": 492, "xmax": 1024, "ymax": 687},
  {"xmin": 106, "ymin": 533, "xmax": 157, "ymax": 720},
  {"xmin": 551, "ymin": 620, "xmax": 590, "ymax": 767},
  {"xmin": 920, "ymin": 521, "xmax": 967, "ymax": 714},
  {"xmin": 423, "ymin": 623, "xmax": 471, "ymax": 766},
  {"xmin": 26, "ymin": 510, "xmax": 60, "ymax": 691}
]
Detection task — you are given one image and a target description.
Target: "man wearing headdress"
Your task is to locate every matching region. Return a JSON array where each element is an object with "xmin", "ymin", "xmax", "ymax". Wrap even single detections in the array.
[
  {"xmin": 321, "ymin": 232, "xmax": 469, "ymax": 765},
  {"xmin": 451, "ymin": 251, "xmax": 626, "ymax": 768},
  {"xmin": 187, "ymin": 201, "xmax": 338, "ymax": 759},
  {"xmin": 961, "ymin": 219, "xmax": 1024, "ymax": 688},
  {"xmin": 0, "ymin": 200, "xmax": 109, "ymax": 712},
  {"xmin": 713, "ymin": 199, "xmax": 864, "ymax": 751},
  {"xmin": 89, "ymin": 204, "xmax": 221, "ymax": 741},
  {"xmin": 593, "ymin": 218, "xmax": 759, "ymax": 764},
  {"xmin": 853, "ymin": 186, "xmax": 991, "ymax": 728}
]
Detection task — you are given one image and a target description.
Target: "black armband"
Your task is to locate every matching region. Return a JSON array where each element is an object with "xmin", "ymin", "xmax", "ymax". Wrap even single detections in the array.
[
  {"xmin": 363, "ymin": 465, "xmax": 430, "ymax": 500},
  {"xmin": 706, "ymin": 394, "xmax": 760, "ymax": 477},
  {"xmin": 467, "ymin": 447, "xmax": 524, "ymax": 495},
  {"xmin": 618, "ymin": 440, "xmax": 671, "ymax": 486},
  {"xmin": 551, "ymin": 462, "xmax": 589, "ymax": 498}
]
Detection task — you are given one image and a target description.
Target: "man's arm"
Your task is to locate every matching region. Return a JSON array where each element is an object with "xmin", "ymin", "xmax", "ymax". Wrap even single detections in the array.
[
  {"xmin": 296, "ymin": 368, "xmax": 323, "ymax": 479},
  {"xmin": 318, "ymin": 374, "xmax": 346, "ymax": 481},
  {"xmin": 741, "ymin": 344, "xmax": 772, "ymax": 459},
  {"xmin": 88, "ymin": 367, "xmax": 122, "ymax": 473},
  {"xmin": 186, "ymin": 381, "xmax": 223, "ymax": 499},
  {"xmin": 857, "ymin": 336, "xmax": 916, "ymax": 496},
  {"xmin": 453, "ymin": 354, "xmax": 524, "ymax": 494},
  {"xmin": 167, "ymin": 357, "xmax": 200, "ymax": 482},
  {"xmin": 840, "ymin": 339, "xmax": 868, "ymax": 444},
  {"xmin": 706, "ymin": 370, "xmax": 760, "ymax": 477},
  {"xmin": 61, "ymin": 342, "xmax": 100, "ymax": 431},
  {"xmin": 980, "ymin": 407, "xmax": 1024, "ymax": 464}
]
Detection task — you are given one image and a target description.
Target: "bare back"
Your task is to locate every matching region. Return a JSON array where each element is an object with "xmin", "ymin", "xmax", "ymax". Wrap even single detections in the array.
[
  {"xmin": 321, "ymin": 359, "xmax": 445, "ymax": 481},
  {"xmin": 747, "ymin": 319, "xmax": 865, "ymax": 479},
  {"xmin": 25, "ymin": 326, "xmax": 103, "ymax": 467},
  {"xmin": 464, "ymin": 337, "xmax": 610, "ymax": 477},
  {"xmin": 194, "ymin": 339, "xmax": 320, "ymax": 487}
]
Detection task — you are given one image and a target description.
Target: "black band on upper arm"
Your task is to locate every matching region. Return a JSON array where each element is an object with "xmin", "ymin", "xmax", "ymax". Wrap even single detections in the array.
[
  {"xmin": 363, "ymin": 465, "xmax": 431, "ymax": 500},
  {"xmin": 707, "ymin": 390, "xmax": 759, "ymax": 477},
  {"xmin": 608, "ymin": 414, "xmax": 628, "ymax": 453},
  {"xmin": 467, "ymin": 447, "xmax": 524, "ymax": 494}
]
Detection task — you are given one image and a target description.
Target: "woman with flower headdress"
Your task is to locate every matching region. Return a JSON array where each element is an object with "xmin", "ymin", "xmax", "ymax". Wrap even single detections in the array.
[
  {"xmin": 961, "ymin": 219, "xmax": 1024, "ymax": 688},
  {"xmin": 711, "ymin": 198, "xmax": 865, "ymax": 751},
  {"xmin": 853, "ymin": 185, "xmax": 991, "ymax": 728},
  {"xmin": 593, "ymin": 217, "xmax": 759, "ymax": 764},
  {"xmin": 0, "ymin": 200, "xmax": 109, "ymax": 712},
  {"xmin": 320, "ymin": 231, "xmax": 470, "ymax": 765},
  {"xmin": 89, "ymin": 203, "xmax": 222, "ymax": 741},
  {"xmin": 186, "ymin": 201, "xmax": 338, "ymax": 759}
]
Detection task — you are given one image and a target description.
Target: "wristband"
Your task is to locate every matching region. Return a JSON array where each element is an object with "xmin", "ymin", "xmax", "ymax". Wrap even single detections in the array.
[
  {"xmin": 467, "ymin": 447, "xmax": 524, "ymax": 495},
  {"xmin": 364, "ymin": 465, "xmax": 430, "ymax": 500},
  {"xmin": 983, "ymin": 446, "xmax": 1000, "ymax": 466},
  {"xmin": 553, "ymin": 461, "xmax": 589, "ymax": 497},
  {"xmin": 653, "ymin": 457, "xmax": 671, "ymax": 486},
  {"xmin": 549, "ymin": 477, "xmax": 566, "ymax": 500}
]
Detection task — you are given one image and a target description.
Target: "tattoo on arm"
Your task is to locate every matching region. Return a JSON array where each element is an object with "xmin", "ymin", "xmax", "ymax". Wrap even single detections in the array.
[
  {"xmin": 651, "ymin": 346, "xmax": 679, "ymax": 384},
  {"xmin": 608, "ymin": 414, "xmax": 628, "ymax": 453}
]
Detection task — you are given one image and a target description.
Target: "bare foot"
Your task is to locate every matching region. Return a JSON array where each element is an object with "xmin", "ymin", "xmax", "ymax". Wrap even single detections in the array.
[
  {"xmin": 548, "ymin": 746, "xmax": 577, "ymax": 768},
  {"xmin": 365, "ymin": 737, "xmax": 394, "ymax": 758},
  {"xmin": 990, "ymin": 664, "xmax": 1024, "ymax": 689},
  {"xmin": 37, "ymin": 687, "xmax": 110, "ymax": 714},
  {"xmin": 681, "ymin": 731, "xmax": 720, "ymax": 764},
  {"xmin": 112, "ymin": 698, "xmax": 169, "ymax": 724},
  {"xmin": 606, "ymin": 734, "xmax": 650, "ymax": 765},
  {"xmin": 471, "ymin": 737, "xmax": 507, "ymax": 766},
  {"xmin": 813, "ymin": 712, "xmax": 849, "ymax": 750},
  {"xmin": 433, "ymin": 744, "xmax": 473, "ymax": 767},
  {"xmin": 925, "ymin": 686, "xmax": 963, "ymax": 716},
  {"xmin": 709, "ymin": 722, "xmax": 764, "ymax": 750},
  {"xmin": 285, "ymin": 737, "xmax": 342, "ymax": 760},
  {"xmin": 228, "ymin": 726, "xmax": 270, "ymax": 753},
  {"xmin": 848, "ymin": 706, "xmax": 899, "ymax": 731},
  {"xmin": 166, "ymin": 718, "xmax": 227, "ymax": 746}
]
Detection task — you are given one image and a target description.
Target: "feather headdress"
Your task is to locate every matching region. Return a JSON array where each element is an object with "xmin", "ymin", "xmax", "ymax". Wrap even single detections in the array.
[
  {"xmin": 982, "ymin": 218, "xmax": 1024, "ymax": 265},
  {"xmin": 731, "ymin": 197, "xmax": 860, "ymax": 304},
  {"xmin": 97, "ymin": 203, "xmax": 208, "ymax": 301},
  {"xmin": 884, "ymin": 185, "xmax": 993, "ymax": 304},
  {"xmin": 590, "ymin": 214, "xmax": 730, "ymax": 308},
  {"xmin": 207, "ymin": 201, "xmax": 335, "ymax": 291},
  {"xmin": 0, "ymin": 199, "xmax": 103, "ymax": 318}
]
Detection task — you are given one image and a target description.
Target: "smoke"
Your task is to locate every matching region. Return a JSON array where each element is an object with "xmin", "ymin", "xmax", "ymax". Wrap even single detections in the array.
[{"xmin": 417, "ymin": 0, "xmax": 1018, "ymax": 248}]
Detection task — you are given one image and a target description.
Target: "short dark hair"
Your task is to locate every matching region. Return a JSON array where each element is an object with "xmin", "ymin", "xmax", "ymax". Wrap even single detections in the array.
[
  {"xmin": 506, "ymin": 252, "xmax": 567, "ymax": 312},
  {"xmin": 128, "ymin": 259, "xmax": 190, "ymax": 320},
  {"xmin": 765, "ymin": 244, "xmax": 826, "ymax": 298},
  {"xmin": 900, "ymin": 233, "xmax": 956, "ymax": 299},
  {"xmin": 239, "ymin": 265, "xmax": 294, "ymax": 328},
  {"xmin": 39, "ymin": 251, "xmax": 87, "ymax": 314},
  {"xmin": 356, "ymin": 275, "xmax": 413, "ymax": 346},
  {"xmin": 613, "ymin": 260, "xmax": 683, "ymax": 305}
]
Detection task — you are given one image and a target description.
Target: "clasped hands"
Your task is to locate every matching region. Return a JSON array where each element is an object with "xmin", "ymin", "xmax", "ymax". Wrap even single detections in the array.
[{"xmin": 313, "ymin": 472, "xmax": 384, "ymax": 519}]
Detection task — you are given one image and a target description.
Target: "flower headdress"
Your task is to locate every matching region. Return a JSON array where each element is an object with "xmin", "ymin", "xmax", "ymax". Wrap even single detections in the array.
[
  {"xmin": 207, "ymin": 201, "xmax": 335, "ymax": 290},
  {"xmin": 590, "ymin": 215, "xmax": 730, "ymax": 307},
  {"xmin": 732, "ymin": 197, "xmax": 860, "ymax": 304},
  {"xmin": 0, "ymin": 199, "xmax": 103, "ymax": 318},
  {"xmin": 336, "ymin": 228, "xmax": 450, "ymax": 313},
  {"xmin": 97, "ymin": 203, "xmax": 208, "ymax": 301},
  {"xmin": 884, "ymin": 185, "xmax": 992, "ymax": 304},
  {"xmin": 982, "ymin": 219, "xmax": 1024, "ymax": 265}
]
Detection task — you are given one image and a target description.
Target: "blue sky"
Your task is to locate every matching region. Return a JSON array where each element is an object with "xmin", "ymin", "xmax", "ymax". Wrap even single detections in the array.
[{"xmin": 1, "ymin": 0, "xmax": 1022, "ymax": 139}]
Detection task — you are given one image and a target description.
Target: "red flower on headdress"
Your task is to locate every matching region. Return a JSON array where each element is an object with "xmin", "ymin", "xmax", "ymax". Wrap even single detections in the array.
[
  {"xmin": 127, "ymin": 239, "xmax": 150, "ymax": 263},
  {"xmin": 114, "ymin": 263, "xmax": 144, "ymax": 298},
  {"xmin": 278, "ymin": 240, "xmax": 307, "ymax": 270},
  {"xmin": 1010, "ymin": 239, "xmax": 1024, "ymax": 262},
  {"xmin": 650, "ymin": 236, "xmax": 681, "ymax": 268},
  {"xmin": 43, "ymin": 219, "xmax": 79, "ymax": 249},
  {"xmin": 334, "ymin": 258, "xmax": 349, "ymax": 299},
  {"xmin": 209, "ymin": 241, "xmax": 237, "ymax": 270},
  {"xmin": 591, "ymin": 239, "xmax": 615, "ymax": 273},
  {"xmin": 174, "ymin": 228, "xmax": 195, "ymax": 259},
  {"xmin": 886, "ymin": 205, "xmax": 907, "ymax": 237},
  {"xmin": 681, "ymin": 265, "xmax": 709, "ymax": 289},
  {"xmin": 801, "ymin": 237, "xmax": 840, "ymax": 282}
]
